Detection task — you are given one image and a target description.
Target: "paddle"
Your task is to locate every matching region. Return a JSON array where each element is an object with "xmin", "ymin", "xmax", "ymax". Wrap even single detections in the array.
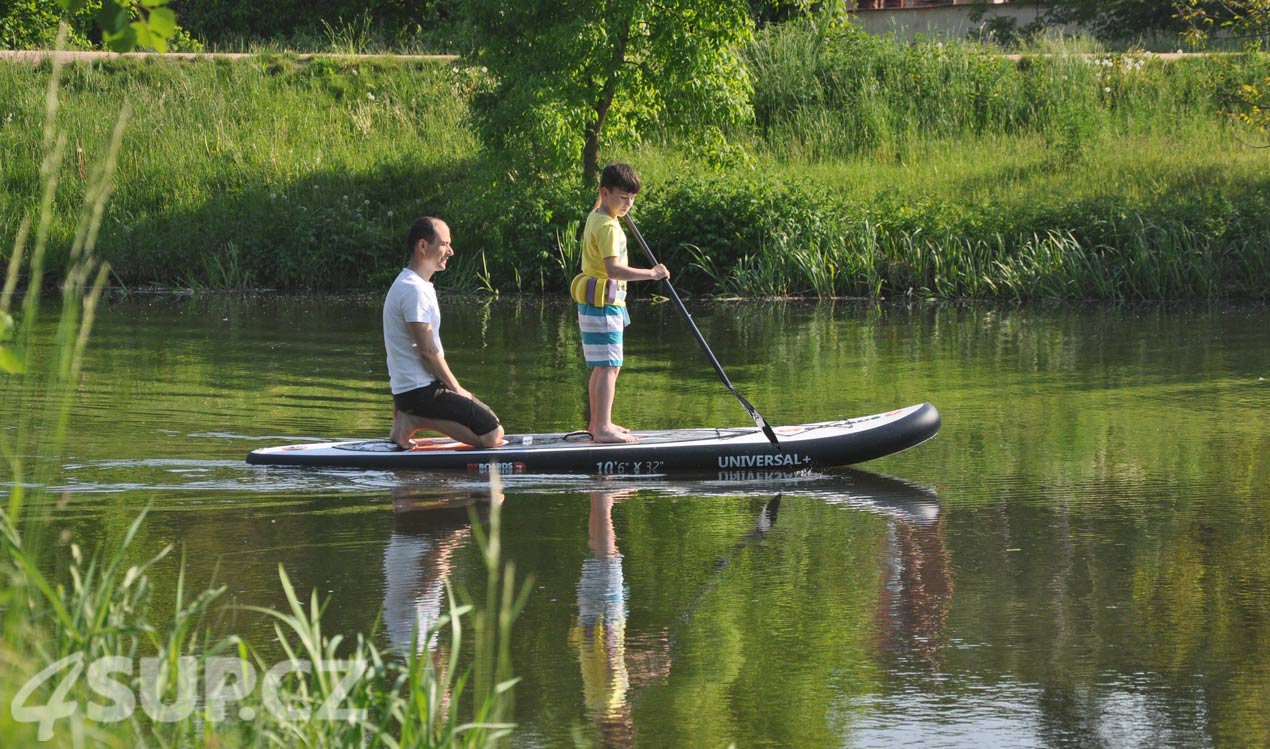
[
  {"xmin": 622, "ymin": 213, "xmax": 782, "ymax": 450},
  {"xmin": 659, "ymin": 494, "xmax": 782, "ymax": 654}
]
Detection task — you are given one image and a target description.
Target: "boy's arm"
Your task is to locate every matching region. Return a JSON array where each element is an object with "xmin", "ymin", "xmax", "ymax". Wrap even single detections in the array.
[{"xmin": 603, "ymin": 255, "xmax": 669, "ymax": 282}]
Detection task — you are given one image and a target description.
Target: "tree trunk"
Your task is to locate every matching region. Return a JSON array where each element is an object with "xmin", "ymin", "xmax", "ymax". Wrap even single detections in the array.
[{"xmin": 582, "ymin": 18, "xmax": 631, "ymax": 187}]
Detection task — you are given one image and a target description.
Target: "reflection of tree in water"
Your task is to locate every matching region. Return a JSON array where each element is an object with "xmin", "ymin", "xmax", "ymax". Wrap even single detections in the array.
[{"xmin": 853, "ymin": 477, "xmax": 953, "ymax": 670}]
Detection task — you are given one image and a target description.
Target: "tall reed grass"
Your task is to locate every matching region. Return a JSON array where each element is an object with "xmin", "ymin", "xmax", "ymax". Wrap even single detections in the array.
[
  {"xmin": 0, "ymin": 53, "xmax": 477, "ymax": 289},
  {"xmin": 742, "ymin": 19, "xmax": 1268, "ymax": 159},
  {"xmin": 2, "ymin": 41, "xmax": 527, "ymax": 748},
  {"xmin": 0, "ymin": 23, "xmax": 1267, "ymax": 299},
  {"xmin": 1, "ymin": 490, "xmax": 527, "ymax": 748}
]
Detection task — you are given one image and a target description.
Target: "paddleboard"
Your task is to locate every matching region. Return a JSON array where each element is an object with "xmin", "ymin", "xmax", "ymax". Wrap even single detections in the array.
[{"xmin": 246, "ymin": 402, "xmax": 940, "ymax": 477}]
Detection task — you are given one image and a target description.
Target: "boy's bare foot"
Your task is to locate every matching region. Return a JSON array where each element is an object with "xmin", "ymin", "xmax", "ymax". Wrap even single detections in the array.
[{"xmin": 591, "ymin": 426, "xmax": 637, "ymax": 444}]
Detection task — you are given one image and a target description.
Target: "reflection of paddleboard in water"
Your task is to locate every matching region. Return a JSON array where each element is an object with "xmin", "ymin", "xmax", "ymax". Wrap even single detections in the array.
[
  {"xmin": 816, "ymin": 468, "xmax": 942, "ymax": 527},
  {"xmin": 554, "ymin": 469, "xmax": 940, "ymax": 526},
  {"xmin": 246, "ymin": 403, "xmax": 940, "ymax": 475}
]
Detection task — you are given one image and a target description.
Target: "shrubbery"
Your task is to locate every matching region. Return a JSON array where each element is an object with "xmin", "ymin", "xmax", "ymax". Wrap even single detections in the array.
[{"xmin": 2, "ymin": 26, "xmax": 1268, "ymax": 299}]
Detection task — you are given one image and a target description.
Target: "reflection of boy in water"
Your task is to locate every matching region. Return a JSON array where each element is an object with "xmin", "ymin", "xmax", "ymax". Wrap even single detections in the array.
[
  {"xmin": 568, "ymin": 490, "xmax": 672, "ymax": 746},
  {"xmin": 569, "ymin": 490, "xmax": 636, "ymax": 746}
]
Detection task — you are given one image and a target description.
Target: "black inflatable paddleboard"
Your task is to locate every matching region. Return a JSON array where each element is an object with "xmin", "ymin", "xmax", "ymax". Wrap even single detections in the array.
[{"xmin": 246, "ymin": 403, "xmax": 940, "ymax": 476}]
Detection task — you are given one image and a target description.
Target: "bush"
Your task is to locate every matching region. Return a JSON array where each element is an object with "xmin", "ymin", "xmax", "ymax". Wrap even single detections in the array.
[
  {"xmin": 0, "ymin": 0, "xmax": 99, "ymax": 49},
  {"xmin": 2, "ymin": 28, "xmax": 1267, "ymax": 299}
]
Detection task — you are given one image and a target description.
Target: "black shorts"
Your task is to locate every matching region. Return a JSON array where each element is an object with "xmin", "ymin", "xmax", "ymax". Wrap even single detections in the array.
[{"xmin": 393, "ymin": 383, "xmax": 501, "ymax": 437}]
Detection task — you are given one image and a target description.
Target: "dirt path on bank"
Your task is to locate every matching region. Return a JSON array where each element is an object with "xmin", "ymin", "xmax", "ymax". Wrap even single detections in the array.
[
  {"xmin": 0, "ymin": 50, "xmax": 457, "ymax": 63},
  {"xmin": 2, "ymin": 49, "xmax": 1207, "ymax": 65}
]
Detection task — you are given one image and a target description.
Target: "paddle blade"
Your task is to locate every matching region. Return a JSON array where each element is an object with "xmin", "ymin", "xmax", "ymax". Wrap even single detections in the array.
[
  {"xmin": 735, "ymin": 392, "xmax": 781, "ymax": 451},
  {"xmin": 761, "ymin": 423, "xmax": 782, "ymax": 451}
]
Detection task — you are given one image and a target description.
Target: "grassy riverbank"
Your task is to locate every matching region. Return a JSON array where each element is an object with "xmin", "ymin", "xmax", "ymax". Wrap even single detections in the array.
[{"xmin": 2, "ymin": 25, "xmax": 1268, "ymax": 299}]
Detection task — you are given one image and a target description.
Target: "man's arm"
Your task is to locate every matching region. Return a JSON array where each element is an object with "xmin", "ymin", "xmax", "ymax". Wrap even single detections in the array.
[{"xmin": 408, "ymin": 321, "xmax": 473, "ymax": 400}]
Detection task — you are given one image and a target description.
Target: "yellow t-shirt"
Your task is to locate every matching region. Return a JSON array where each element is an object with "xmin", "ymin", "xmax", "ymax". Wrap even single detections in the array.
[{"xmin": 571, "ymin": 210, "xmax": 628, "ymax": 307}]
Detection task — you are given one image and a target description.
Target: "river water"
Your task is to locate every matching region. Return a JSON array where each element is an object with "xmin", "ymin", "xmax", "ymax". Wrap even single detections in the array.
[{"xmin": 12, "ymin": 294, "xmax": 1270, "ymax": 748}]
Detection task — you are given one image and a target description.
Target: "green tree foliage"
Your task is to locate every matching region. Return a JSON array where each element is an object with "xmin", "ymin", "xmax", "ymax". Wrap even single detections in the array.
[
  {"xmin": 168, "ymin": 0, "xmax": 458, "ymax": 48},
  {"xmin": 1176, "ymin": 0, "xmax": 1270, "ymax": 45},
  {"xmin": 748, "ymin": 0, "xmax": 845, "ymax": 28},
  {"xmin": 88, "ymin": 0, "xmax": 179, "ymax": 51},
  {"xmin": 461, "ymin": 0, "xmax": 755, "ymax": 185},
  {"xmin": 1175, "ymin": 0, "xmax": 1270, "ymax": 139},
  {"xmin": 1038, "ymin": 0, "xmax": 1186, "ymax": 39},
  {"xmin": 1, "ymin": 0, "xmax": 181, "ymax": 51},
  {"xmin": 0, "ymin": 0, "xmax": 99, "ymax": 48}
]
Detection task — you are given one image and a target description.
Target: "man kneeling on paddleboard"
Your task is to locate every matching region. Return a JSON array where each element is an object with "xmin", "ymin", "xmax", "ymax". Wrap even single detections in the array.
[{"xmin": 383, "ymin": 217, "xmax": 504, "ymax": 449}]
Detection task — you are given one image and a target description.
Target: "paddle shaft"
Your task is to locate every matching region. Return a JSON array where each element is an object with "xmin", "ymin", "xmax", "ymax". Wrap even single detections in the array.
[
  {"xmin": 622, "ymin": 214, "xmax": 781, "ymax": 449},
  {"xmin": 663, "ymin": 495, "xmax": 782, "ymax": 651}
]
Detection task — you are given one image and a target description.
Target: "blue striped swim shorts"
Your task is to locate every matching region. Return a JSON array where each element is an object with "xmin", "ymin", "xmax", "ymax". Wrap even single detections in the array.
[{"xmin": 577, "ymin": 303, "xmax": 631, "ymax": 367}]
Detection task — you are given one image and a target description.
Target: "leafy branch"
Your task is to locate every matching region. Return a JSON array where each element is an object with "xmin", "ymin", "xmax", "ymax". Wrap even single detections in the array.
[{"xmin": 56, "ymin": 0, "xmax": 180, "ymax": 52}]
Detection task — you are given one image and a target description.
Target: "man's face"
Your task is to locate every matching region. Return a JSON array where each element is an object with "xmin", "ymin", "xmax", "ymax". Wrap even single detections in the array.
[{"xmin": 421, "ymin": 222, "xmax": 454, "ymax": 272}]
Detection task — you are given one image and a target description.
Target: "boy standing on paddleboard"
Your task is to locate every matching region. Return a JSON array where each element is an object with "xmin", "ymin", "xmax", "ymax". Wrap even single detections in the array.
[
  {"xmin": 571, "ymin": 163, "xmax": 670, "ymax": 444},
  {"xmin": 384, "ymin": 217, "xmax": 504, "ymax": 449}
]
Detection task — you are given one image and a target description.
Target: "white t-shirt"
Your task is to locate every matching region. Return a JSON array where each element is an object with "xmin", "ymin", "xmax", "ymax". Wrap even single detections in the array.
[{"xmin": 383, "ymin": 268, "xmax": 443, "ymax": 394}]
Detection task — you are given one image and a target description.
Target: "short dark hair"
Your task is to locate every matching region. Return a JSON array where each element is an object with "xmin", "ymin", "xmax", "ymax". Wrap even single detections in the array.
[
  {"xmin": 406, "ymin": 216, "xmax": 439, "ymax": 250},
  {"xmin": 599, "ymin": 163, "xmax": 641, "ymax": 194}
]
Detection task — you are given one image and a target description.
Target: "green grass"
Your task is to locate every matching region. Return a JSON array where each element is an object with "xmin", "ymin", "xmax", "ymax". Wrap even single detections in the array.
[
  {"xmin": 1, "ymin": 24, "xmax": 1268, "ymax": 299},
  {"xmin": 1, "ymin": 54, "xmax": 477, "ymax": 289}
]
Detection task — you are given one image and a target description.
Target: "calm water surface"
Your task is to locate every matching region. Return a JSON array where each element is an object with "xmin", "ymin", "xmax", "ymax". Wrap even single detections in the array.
[{"xmin": 15, "ymin": 295, "xmax": 1270, "ymax": 748}]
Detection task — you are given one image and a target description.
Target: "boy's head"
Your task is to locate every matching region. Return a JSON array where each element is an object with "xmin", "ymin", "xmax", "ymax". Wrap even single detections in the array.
[
  {"xmin": 597, "ymin": 163, "xmax": 641, "ymax": 218},
  {"xmin": 599, "ymin": 163, "xmax": 641, "ymax": 195}
]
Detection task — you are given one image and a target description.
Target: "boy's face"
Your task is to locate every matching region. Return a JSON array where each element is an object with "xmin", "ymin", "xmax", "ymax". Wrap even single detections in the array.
[{"xmin": 599, "ymin": 187, "xmax": 637, "ymax": 218}]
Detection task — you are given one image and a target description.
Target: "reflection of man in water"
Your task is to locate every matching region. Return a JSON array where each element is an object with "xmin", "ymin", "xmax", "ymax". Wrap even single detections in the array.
[
  {"xmin": 569, "ymin": 490, "xmax": 636, "ymax": 746},
  {"xmin": 381, "ymin": 490, "xmax": 498, "ymax": 655},
  {"xmin": 382, "ymin": 522, "xmax": 467, "ymax": 654}
]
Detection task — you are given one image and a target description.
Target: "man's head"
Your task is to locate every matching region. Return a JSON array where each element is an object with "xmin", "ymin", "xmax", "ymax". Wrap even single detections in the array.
[
  {"xmin": 406, "ymin": 217, "xmax": 453, "ymax": 273},
  {"xmin": 597, "ymin": 163, "xmax": 641, "ymax": 218}
]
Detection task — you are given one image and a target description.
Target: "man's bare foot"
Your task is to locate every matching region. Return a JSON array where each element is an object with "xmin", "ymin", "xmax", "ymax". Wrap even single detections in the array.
[
  {"xmin": 389, "ymin": 427, "xmax": 418, "ymax": 450},
  {"xmin": 591, "ymin": 426, "xmax": 637, "ymax": 444},
  {"xmin": 390, "ymin": 409, "xmax": 427, "ymax": 449}
]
